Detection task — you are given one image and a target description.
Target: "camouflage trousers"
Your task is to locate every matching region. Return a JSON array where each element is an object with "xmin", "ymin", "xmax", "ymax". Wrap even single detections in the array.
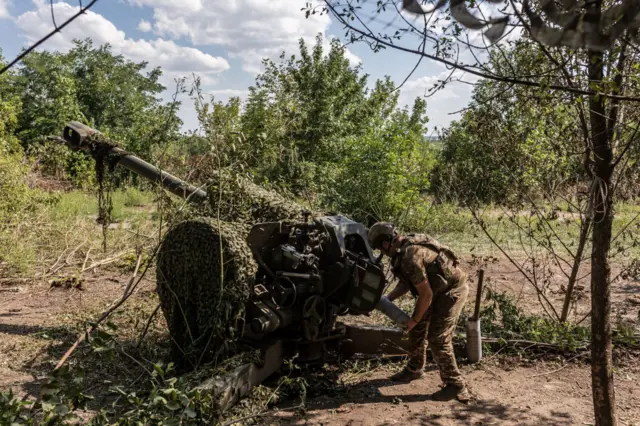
[{"xmin": 406, "ymin": 268, "xmax": 469, "ymax": 388}]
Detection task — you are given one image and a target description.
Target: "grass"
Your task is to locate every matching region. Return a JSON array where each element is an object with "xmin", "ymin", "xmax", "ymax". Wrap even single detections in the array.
[
  {"xmin": 48, "ymin": 188, "xmax": 156, "ymax": 222},
  {"xmin": 121, "ymin": 187, "xmax": 153, "ymax": 208},
  {"xmin": 3, "ymin": 179, "xmax": 639, "ymax": 277},
  {"xmin": 420, "ymin": 200, "xmax": 640, "ymax": 262},
  {"xmin": 0, "ymin": 187, "xmax": 159, "ymax": 276}
]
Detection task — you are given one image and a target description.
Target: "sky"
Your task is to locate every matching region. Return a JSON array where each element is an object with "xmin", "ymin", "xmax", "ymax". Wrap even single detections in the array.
[{"xmin": 0, "ymin": 0, "xmax": 486, "ymax": 135}]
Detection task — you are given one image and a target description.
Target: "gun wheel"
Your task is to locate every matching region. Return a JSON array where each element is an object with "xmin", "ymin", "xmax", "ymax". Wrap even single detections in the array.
[{"xmin": 302, "ymin": 295, "xmax": 326, "ymax": 341}]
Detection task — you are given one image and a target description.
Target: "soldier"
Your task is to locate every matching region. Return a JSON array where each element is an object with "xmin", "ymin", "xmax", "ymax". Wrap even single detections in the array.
[{"xmin": 368, "ymin": 222, "xmax": 471, "ymax": 403}]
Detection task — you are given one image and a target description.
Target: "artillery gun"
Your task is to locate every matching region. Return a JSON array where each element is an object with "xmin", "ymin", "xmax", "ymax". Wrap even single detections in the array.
[{"xmin": 58, "ymin": 121, "xmax": 413, "ymax": 412}]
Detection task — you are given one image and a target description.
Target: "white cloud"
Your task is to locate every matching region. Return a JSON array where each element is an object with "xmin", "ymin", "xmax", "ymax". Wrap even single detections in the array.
[
  {"xmin": 129, "ymin": 0, "xmax": 203, "ymax": 13},
  {"xmin": 205, "ymin": 89, "xmax": 250, "ymax": 100},
  {"xmin": 399, "ymin": 69, "xmax": 479, "ymax": 130},
  {"xmin": 127, "ymin": 0, "xmax": 360, "ymax": 74},
  {"xmin": 137, "ymin": 19, "xmax": 152, "ymax": 32},
  {"xmin": 15, "ymin": 0, "xmax": 230, "ymax": 87},
  {"xmin": 0, "ymin": 0, "xmax": 10, "ymax": 19}
]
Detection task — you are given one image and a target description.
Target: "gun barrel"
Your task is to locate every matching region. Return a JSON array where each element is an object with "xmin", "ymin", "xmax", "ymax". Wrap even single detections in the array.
[{"xmin": 62, "ymin": 122, "xmax": 207, "ymax": 204}]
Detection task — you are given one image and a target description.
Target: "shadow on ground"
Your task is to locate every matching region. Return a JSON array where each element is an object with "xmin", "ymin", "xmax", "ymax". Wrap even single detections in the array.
[
  {"xmin": 0, "ymin": 322, "xmax": 74, "ymax": 338},
  {"xmin": 264, "ymin": 373, "xmax": 577, "ymax": 426}
]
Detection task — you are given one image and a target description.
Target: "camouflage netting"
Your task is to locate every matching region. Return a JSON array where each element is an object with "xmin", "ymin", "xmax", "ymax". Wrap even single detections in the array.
[
  {"xmin": 206, "ymin": 169, "xmax": 312, "ymax": 224},
  {"xmin": 156, "ymin": 217, "xmax": 257, "ymax": 370},
  {"xmin": 86, "ymin": 132, "xmax": 126, "ymax": 251}
]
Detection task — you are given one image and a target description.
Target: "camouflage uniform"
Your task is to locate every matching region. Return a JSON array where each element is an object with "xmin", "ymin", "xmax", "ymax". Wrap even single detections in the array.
[{"xmin": 391, "ymin": 235, "xmax": 469, "ymax": 388}]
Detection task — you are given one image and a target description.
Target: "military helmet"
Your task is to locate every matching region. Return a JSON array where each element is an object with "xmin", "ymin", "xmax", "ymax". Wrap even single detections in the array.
[{"xmin": 368, "ymin": 222, "xmax": 397, "ymax": 249}]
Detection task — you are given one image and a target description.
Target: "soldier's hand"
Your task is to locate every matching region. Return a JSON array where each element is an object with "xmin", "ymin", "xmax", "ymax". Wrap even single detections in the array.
[{"xmin": 405, "ymin": 318, "xmax": 418, "ymax": 333}]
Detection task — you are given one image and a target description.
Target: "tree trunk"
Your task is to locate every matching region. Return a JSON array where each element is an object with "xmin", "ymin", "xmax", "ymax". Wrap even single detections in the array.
[{"xmin": 588, "ymin": 49, "xmax": 617, "ymax": 426}]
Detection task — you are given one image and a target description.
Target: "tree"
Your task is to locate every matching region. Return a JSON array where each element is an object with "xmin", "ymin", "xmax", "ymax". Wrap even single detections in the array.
[
  {"xmin": 238, "ymin": 33, "xmax": 435, "ymax": 220},
  {"xmin": 11, "ymin": 39, "xmax": 183, "ymax": 186},
  {"xmin": 430, "ymin": 44, "xmax": 594, "ymax": 324},
  {"xmin": 14, "ymin": 50, "xmax": 84, "ymax": 143},
  {"xmin": 0, "ymin": 51, "xmax": 22, "ymax": 154},
  {"xmin": 431, "ymin": 46, "xmax": 582, "ymax": 206},
  {"xmin": 329, "ymin": 96, "xmax": 435, "ymax": 224},
  {"xmin": 240, "ymin": 34, "xmax": 405, "ymax": 194},
  {"xmin": 181, "ymin": 33, "xmax": 434, "ymax": 224},
  {"xmin": 67, "ymin": 39, "xmax": 181, "ymax": 157},
  {"xmin": 0, "ymin": 52, "xmax": 45, "ymax": 241}
]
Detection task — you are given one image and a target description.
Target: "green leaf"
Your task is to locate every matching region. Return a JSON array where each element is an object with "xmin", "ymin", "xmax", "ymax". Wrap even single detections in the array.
[
  {"xmin": 41, "ymin": 385, "xmax": 59, "ymax": 396},
  {"xmin": 55, "ymin": 404, "xmax": 69, "ymax": 416},
  {"xmin": 166, "ymin": 400, "xmax": 181, "ymax": 411},
  {"xmin": 178, "ymin": 394, "xmax": 190, "ymax": 406},
  {"xmin": 153, "ymin": 364, "xmax": 165, "ymax": 378},
  {"xmin": 41, "ymin": 402, "xmax": 55, "ymax": 412},
  {"xmin": 152, "ymin": 396, "xmax": 167, "ymax": 406}
]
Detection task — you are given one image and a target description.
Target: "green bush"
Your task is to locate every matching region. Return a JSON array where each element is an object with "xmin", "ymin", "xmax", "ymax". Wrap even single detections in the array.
[
  {"xmin": 400, "ymin": 201, "xmax": 470, "ymax": 235},
  {"xmin": 0, "ymin": 145, "xmax": 31, "ymax": 221},
  {"xmin": 26, "ymin": 139, "xmax": 96, "ymax": 189},
  {"xmin": 121, "ymin": 187, "xmax": 152, "ymax": 208},
  {"xmin": 0, "ymin": 142, "xmax": 58, "ymax": 272}
]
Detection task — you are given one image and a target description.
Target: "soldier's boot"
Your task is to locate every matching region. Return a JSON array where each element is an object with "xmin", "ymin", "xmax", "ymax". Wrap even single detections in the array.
[
  {"xmin": 431, "ymin": 383, "xmax": 472, "ymax": 403},
  {"xmin": 389, "ymin": 368, "xmax": 425, "ymax": 382}
]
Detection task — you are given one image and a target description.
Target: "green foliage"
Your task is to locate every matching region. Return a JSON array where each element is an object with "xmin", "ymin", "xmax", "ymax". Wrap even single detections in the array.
[
  {"xmin": 0, "ymin": 57, "xmax": 34, "ymax": 223},
  {"xmin": 0, "ymin": 389, "xmax": 33, "ymax": 426},
  {"xmin": 68, "ymin": 40, "xmax": 179, "ymax": 156},
  {"xmin": 0, "ymin": 144, "xmax": 33, "ymax": 222},
  {"xmin": 86, "ymin": 358, "xmax": 307, "ymax": 425},
  {"xmin": 430, "ymin": 42, "xmax": 582, "ymax": 206},
  {"xmin": 458, "ymin": 290, "xmax": 639, "ymax": 358},
  {"xmin": 2, "ymin": 33, "xmax": 442, "ymax": 233},
  {"xmin": 28, "ymin": 140, "xmax": 96, "ymax": 188},
  {"xmin": 14, "ymin": 50, "xmax": 85, "ymax": 143},
  {"xmin": 240, "ymin": 34, "xmax": 380, "ymax": 189},
  {"xmin": 187, "ymin": 33, "xmax": 434, "ymax": 225},
  {"xmin": 0, "ymin": 56, "xmax": 22, "ymax": 154},
  {"xmin": 90, "ymin": 362, "xmax": 210, "ymax": 425},
  {"xmin": 400, "ymin": 201, "xmax": 470, "ymax": 235},
  {"xmin": 88, "ymin": 321, "xmax": 119, "ymax": 360},
  {"xmin": 121, "ymin": 187, "xmax": 153, "ymax": 208},
  {"xmin": 8, "ymin": 39, "xmax": 181, "ymax": 187},
  {"xmin": 477, "ymin": 290, "xmax": 590, "ymax": 352},
  {"xmin": 325, "ymin": 97, "xmax": 435, "ymax": 223},
  {"xmin": 38, "ymin": 365, "xmax": 94, "ymax": 424},
  {"xmin": 0, "ymin": 62, "xmax": 59, "ymax": 271}
]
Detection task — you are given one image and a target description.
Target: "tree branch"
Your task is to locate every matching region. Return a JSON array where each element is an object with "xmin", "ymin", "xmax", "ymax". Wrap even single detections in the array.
[
  {"xmin": 324, "ymin": 1, "xmax": 640, "ymax": 102},
  {"xmin": 0, "ymin": 0, "xmax": 100, "ymax": 75},
  {"xmin": 54, "ymin": 251, "xmax": 143, "ymax": 371}
]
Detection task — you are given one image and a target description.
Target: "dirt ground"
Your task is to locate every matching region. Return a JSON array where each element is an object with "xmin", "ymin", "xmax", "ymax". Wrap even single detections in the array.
[
  {"xmin": 1, "ymin": 256, "xmax": 639, "ymax": 425},
  {"xmin": 264, "ymin": 360, "xmax": 640, "ymax": 425}
]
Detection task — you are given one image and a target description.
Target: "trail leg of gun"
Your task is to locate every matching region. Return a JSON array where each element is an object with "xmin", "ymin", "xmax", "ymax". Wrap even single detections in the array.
[
  {"xmin": 195, "ymin": 340, "xmax": 284, "ymax": 412},
  {"xmin": 340, "ymin": 324, "xmax": 410, "ymax": 357}
]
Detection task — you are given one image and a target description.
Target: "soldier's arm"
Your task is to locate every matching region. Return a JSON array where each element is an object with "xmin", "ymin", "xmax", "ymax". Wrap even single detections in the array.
[
  {"xmin": 386, "ymin": 280, "xmax": 410, "ymax": 302},
  {"xmin": 402, "ymin": 248, "xmax": 434, "ymax": 331},
  {"xmin": 411, "ymin": 279, "xmax": 433, "ymax": 325}
]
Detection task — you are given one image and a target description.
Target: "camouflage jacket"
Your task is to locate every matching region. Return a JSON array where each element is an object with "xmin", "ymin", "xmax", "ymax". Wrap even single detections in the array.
[{"xmin": 390, "ymin": 234, "xmax": 460, "ymax": 298}]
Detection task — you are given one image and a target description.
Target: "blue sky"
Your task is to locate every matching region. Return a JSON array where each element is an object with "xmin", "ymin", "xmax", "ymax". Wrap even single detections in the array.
[{"xmin": 0, "ymin": 0, "xmax": 480, "ymax": 134}]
